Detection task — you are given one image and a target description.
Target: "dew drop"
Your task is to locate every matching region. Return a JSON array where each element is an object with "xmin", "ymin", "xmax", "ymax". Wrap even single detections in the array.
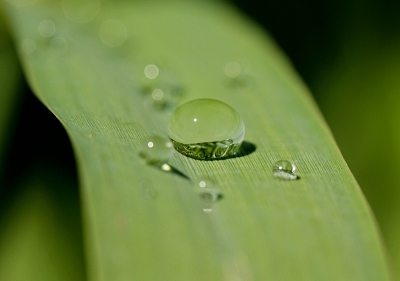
[
  {"xmin": 21, "ymin": 39, "xmax": 36, "ymax": 54},
  {"xmin": 38, "ymin": 20, "xmax": 56, "ymax": 37},
  {"xmin": 224, "ymin": 59, "xmax": 253, "ymax": 91},
  {"xmin": 99, "ymin": 19, "xmax": 127, "ymax": 47},
  {"xmin": 168, "ymin": 99, "xmax": 245, "ymax": 159},
  {"xmin": 194, "ymin": 178, "xmax": 222, "ymax": 213},
  {"xmin": 272, "ymin": 160, "xmax": 298, "ymax": 180},
  {"xmin": 144, "ymin": 64, "xmax": 159, "ymax": 79},
  {"xmin": 151, "ymin": 88, "xmax": 163, "ymax": 100},
  {"xmin": 138, "ymin": 136, "xmax": 173, "ymax": 166},
  {"xmin": 224, "ymin": 61, "xmax": 241, "ymax": 78}
]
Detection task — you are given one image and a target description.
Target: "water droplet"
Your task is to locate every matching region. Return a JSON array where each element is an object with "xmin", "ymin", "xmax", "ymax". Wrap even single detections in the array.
[
  {"xmin": 151, "ymin": 88, "xmax": 163, "ymax": 100},
  {"xmin": 225, "ymin": 61, "xmax": 241, "ymax": 78},
  {"xmin": 138, "ymin": 136, "xmax": 173, "ymax": 166},
  {"xmin": 194, "ymin": 179, "xmax": 222, "ymax": 213},
  {"xmin": 38, "ymin": 20, "xmax": 56, "ymax": 37},
  {"xmin": 224, "ymin": 59, "xmax": 253, "ymax": 91},
  {"xmin": 144, "ymin": 64, "xmax": 159, "ymax": 79},
  {"xmin": 168, "ymin": 99, "xmax": 245, "ymax": 159},
  {"xmin": 99, "ymin": 19, "xmax": 127, "ymax": 47},
  {"xmin": 21, "ymin": 39, "xmax": 36, "ymax": 54},
  {"xmin": 272, "ymin": 160, "xmax": 298, "ymax": 180},
  {"xmin": 62, "ymin": 0, "xmax": 100, "ymax": 23}
]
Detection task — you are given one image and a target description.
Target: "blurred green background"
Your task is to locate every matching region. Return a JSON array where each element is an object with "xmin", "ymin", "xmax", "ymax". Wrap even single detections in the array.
[{"xmin": 1, "ymin": 0, "xmax": 400, "ymax": 279}]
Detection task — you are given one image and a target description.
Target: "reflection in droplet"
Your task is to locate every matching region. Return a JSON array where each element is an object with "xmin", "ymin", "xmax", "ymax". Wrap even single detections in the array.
[
  {"xmin": 21, "ymin": 39, "xmax": 36, "ymax": 54},
  {"xmin": 38, "ymin": 20, "xmax": 56, "ymax": 37},
  {"xmin": 7, "ymin": 0, "xmax": 36, "ymax": 7},
  {"xmin": 62, "ymin": 0, "xmax": 100, "ymax": 23},
  {"xmin": 50, "ymin": 37, "xmax": 68, "ymax": 54},
  {"xmin": 99, "ymin": 20, "xmax": 127, "ymax": 47},
  {"xmin": 168, "ymin": 99, "xmax": 245, "ymax": 159},
  {"xmin": 272, "ymin": 160, "xmax": 298, "ymax": 180},
  {"xmin": 144, "ymin": 64, "xmax": 159, "ymax": 79},
  {"xmin": 138, "ymin": 136, "xmax": 173, "ymax": 166}
]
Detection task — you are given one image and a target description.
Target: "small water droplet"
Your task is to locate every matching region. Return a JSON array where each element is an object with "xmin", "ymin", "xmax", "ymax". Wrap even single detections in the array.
[
  {"xmin": 168, "ymin": 99, "xmax": 245, "ymax": 159},
  {"xmin": 224, "ymin": 59, "xmax": 253, "ymax": 91},
  {"xmin": 99, "ymin": 19, "xmax": 127, "ymax": 47},
  {"xmin": 62, "ymin": 0, "xmax": 100, "ymax": 23},
  {"xmin": 272, "ymin": 160, "xmax": 298, "ymax": 180},
  {"xmin": 151, "ymin": 88, "xmax": 163, "ymax": 100},
  {"xmin": 138, "ymin": 136, "xmax": 173, "ymax": 166},
  {"xmin": 144, "ymin": 64, "xmax": 159, "ymax": 79},
  {"xmin": 21, "ymin": 39, "xmax": 36, "ymax": 54},
  {"xmin": 38, "ymin": 20, "xmax": 56, "ymax": 37},
  {"xmin": 225, "ymin": 61, "xmax": 241, "ymax": 78},
  {"xmin": 194, "ymin": 179, "xmax": 222, "ymax": 213}
]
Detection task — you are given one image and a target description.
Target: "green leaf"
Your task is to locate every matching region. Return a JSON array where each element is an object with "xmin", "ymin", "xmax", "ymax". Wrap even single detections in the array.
[{"xmin": 1, "ymin": 0, "xmax": 394, "ymax": 280}]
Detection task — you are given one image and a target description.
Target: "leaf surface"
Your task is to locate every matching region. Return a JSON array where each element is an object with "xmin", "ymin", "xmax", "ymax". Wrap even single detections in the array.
[{"xmin": 1, "ymin": 1, "xmax": 393, "ymax": 280}]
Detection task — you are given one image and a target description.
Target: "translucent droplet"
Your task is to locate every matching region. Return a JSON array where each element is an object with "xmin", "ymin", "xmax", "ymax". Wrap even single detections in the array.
[
  {"xmin": 225, "ymin": 59, "xmax": 253, "ymax": 91},
  {"xmin": 62, "ymin": 0, "xmax": 100, "ymax": 23},
  {"xmin": 168, "ymin": 99, "xmax": 245, "ymax": 159},
  {"xmin": 144, "ymin": 64, "xmax": 159, "ymax": 79},
  {"xmin": 151, "ymin": 89, "xmax": 163, "ymax": 100},
  {"xmin": 21, "ymin": 39, "xmax": 36, "ymax": 54},
  {"xmin": 138, "ymin": 136, "xmax": 173, "ymax": 165},
  {"xmin": 272, "ymin": 160, "xmax": 298, "ymax": 180},
  {"xmin": 99, "ymin": 20, "xmax": 127, "ymax": 47},
  {"xmin": 38, "ymin": 20, "xmax": 56, "ymax": 37},
  {"xmin": 225, "ymin": 61, "xmax": 241, "ymax": 78},
  {"xmin": 194, "ymin": 179, "xmax": 222, "ymax": 213}
]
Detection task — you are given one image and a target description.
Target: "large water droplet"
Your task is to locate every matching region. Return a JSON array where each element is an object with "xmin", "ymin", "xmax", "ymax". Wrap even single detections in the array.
[
  {"xmin": 194, "ymin": 178, "xmax": 222, "ymax": 213},
  {"xmin": 168, "ymin": 99, "xmax": 245, "ymax": 159},
  {"xmin": 272, "ymin": 160, "xmax": 298, "ymax": 180},
  {"xmin": 138, "ymin": 136, "xmax": 173, "ymax": 166}
]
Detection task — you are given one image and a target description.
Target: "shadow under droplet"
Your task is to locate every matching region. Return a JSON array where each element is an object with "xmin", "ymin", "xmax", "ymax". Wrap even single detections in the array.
[
  {"xmin": 233, "ymin": 141, "xmax": 256, "ymax": 158},
  {"xmin": 158, "ymin": 163, "xmax": 190, "ymax": 180},
  {"xmin": 201, "ymin": 141, "xmax": 256, "ymax": 161}
]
